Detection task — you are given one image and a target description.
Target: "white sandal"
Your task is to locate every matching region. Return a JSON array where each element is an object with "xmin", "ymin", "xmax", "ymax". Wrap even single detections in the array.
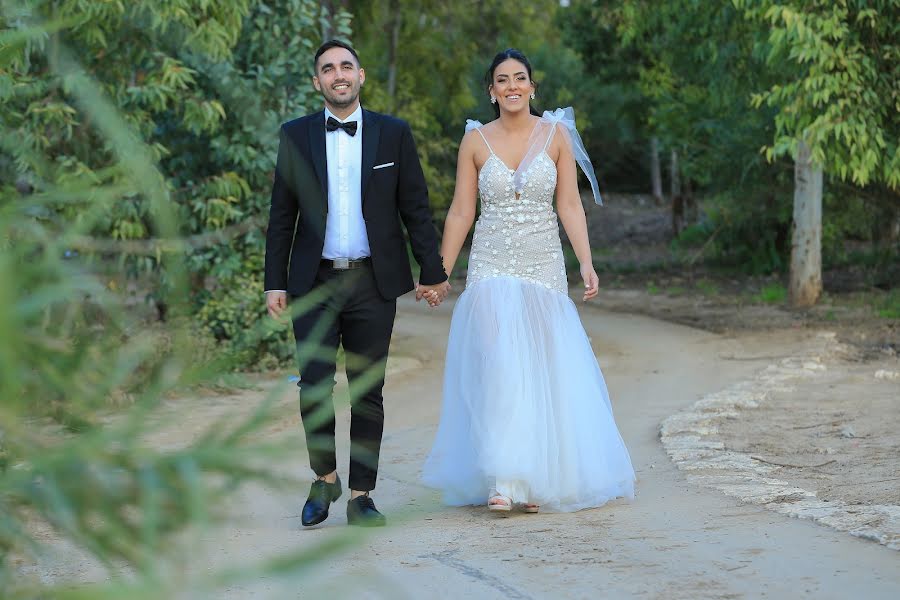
[
  {"xmin": 523, "ymin": 503, "xmax": 540, "ymax": 514},
  {"xmin": 488, "ymin": 492, "xmax": 512, "ymax": 512}
]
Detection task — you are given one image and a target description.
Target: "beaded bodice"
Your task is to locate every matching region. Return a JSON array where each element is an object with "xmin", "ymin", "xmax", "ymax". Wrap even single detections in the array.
[{"xmin": 466, "ymin": 141, "xmax": 567, "ymax": 295}]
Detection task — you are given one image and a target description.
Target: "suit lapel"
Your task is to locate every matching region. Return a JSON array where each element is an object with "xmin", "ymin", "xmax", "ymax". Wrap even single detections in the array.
[
  {"xmin": 361, "ymin": 108, "xmax": 381, "ymax": 204},
  {"xmin": 308, "ymin": 111, "xmax": 328, "ymax": 204}
]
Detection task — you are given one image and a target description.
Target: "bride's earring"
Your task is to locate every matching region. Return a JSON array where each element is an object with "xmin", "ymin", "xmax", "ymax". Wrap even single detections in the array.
[
  {"xmin": 530, "ymin": 92, "xmax": 535, "ymax": 100},
  {"xmin": 490, "ymin": 96, "xmax": 496, "ymax": 104}
]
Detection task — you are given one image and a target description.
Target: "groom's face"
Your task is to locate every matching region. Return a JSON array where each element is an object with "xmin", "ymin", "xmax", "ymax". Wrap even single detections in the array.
[{"xmin": 313, "ymin": 47, "xmax": 365, "ymax": 112}]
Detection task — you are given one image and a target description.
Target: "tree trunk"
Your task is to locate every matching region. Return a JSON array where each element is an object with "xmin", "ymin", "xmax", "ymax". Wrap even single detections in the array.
[
  {"xmin": 670, "ymin": 149, "xmax": 682, "ymax": 235},
  {"xmin": 321, "ymin": 2, "xmax": 333, "ymax": 41},
  {"xmin": 650, "ymin": 137, "xmax": 663, "ymax": 205},
  {"xmin": 320, "ymin": 0, "xmax": 348, "ymax": 41},
  {"xmin": 683, "ymin": 178, "xmax": 697, "ymax": 225},
  {"xmin": 670, "ymin": 148, "xmax": 680, "ymax": 199},
  {"xmin": 386, "ymin": 0, "xmax": 401, "ymax": 110},
  {"xmin": 789, "ymin": 140, "xmax": 823, "ymax": 307},
  {"xmin": 874, "ymin": 197, "xmax": 900, "ymax": 248}
]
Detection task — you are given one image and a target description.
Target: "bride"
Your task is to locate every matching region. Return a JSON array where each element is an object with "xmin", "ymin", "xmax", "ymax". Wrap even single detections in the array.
[{"xmin": 421, "ymin": 49, "xmax": 635, "ymax": 513}]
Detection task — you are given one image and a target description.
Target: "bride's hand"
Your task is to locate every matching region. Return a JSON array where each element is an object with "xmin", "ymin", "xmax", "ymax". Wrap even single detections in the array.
[{"xmin": 580, "ymin": 263, "xmax": 600, "ymax": 302}]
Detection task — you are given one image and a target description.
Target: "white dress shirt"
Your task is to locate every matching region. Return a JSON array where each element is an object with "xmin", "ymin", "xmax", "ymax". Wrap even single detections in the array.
[
  {"xmin": 322, "ymin": 105, "xmax": 371, "ymax": 260},
  {"xmin": 266, "ymin": 105, "xmax": 370, "ymax": 294}
]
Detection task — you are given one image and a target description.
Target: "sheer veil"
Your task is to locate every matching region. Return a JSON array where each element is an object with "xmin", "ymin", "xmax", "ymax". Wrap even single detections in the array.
[
  {"xmin": 465, "ymin": 107, "xmax": 602, "ymax": 205},
  {"xmin": 516, "ymin": 107, "xmax": 602, "ymax": 205}
]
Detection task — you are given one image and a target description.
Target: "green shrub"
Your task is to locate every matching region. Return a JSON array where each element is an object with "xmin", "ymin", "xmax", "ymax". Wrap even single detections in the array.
[
  {"xmin": 695, "ymin": 278, "xmax": 719, "ymax": 296},
  {"xmin": 671, "ymin": 221, "xmax": 715, "ymax": 250},
  {"xmin": 821, "ymin": 192, "xmax": 878, "ymax": 265},
  {"xmin": 196, "ymin": 271, "xmax": 294, "ymax": 371},
  {"xmin": 878, "ymin": 290, "xmax": 900, "ymax": 320},
  {"xmin": 754, "ymin": 282, "xmax": 787, "ymax": 304},
  {"xmin": 701, "ymin": 192, "xmax": 792, "ymax": 275}
]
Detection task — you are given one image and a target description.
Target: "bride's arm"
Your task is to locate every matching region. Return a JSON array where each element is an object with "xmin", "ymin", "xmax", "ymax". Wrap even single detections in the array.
[
  {"xmin": 553, "ymin": 130, "xmax": 600, "ymax": 301},
  {"xmin": 439, "ymin": 132, "xmax": 480, "ymax": 278}
]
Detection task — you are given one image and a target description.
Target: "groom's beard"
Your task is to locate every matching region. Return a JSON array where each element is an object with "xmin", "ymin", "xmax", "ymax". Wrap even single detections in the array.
[{"xmin": 322, "ymin": 80, "xmax": 361, "ymax": 109}]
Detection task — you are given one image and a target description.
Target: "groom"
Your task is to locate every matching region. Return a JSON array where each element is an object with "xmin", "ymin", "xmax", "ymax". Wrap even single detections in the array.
[{"xmin": 264, "ymin": 40, "xmax": 449, "ymax": 527}]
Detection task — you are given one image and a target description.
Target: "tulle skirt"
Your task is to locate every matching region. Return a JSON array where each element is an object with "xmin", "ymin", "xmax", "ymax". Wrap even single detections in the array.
[{"xmin": 422, "ymin": 276, "xmax": 636, "ymax": 512}]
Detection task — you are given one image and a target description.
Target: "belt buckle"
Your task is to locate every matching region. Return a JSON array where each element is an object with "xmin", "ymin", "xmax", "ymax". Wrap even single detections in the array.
[{"xmin": 333, "ymin": 257, "xmax": 350, "ymax": 270}]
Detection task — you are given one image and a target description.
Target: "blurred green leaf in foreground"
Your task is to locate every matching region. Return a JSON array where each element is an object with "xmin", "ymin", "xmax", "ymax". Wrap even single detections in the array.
[{"xmin": 0, "ymin": 2, "xmax": 377, "ymax": 597}]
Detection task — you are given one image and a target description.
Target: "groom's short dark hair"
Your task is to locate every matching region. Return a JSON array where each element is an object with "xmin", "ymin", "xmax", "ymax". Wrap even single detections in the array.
[{"xmin": 314, "ymin": 39, "xmax": 361, "ymax": 72}]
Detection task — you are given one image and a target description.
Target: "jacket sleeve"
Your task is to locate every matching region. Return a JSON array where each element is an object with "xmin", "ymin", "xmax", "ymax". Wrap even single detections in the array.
[
  {"xmin": 395, "ymin": 122, "xmax": 447, "ymax": 285},
  {"xmin": 264, "ymin": 125, "xmax": 299, "ymax": 291}
]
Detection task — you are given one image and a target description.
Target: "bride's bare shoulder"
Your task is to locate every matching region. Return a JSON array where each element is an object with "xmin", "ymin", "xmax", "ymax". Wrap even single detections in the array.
[
  {"xmin": 459, "ymin": 129, "xmax": 482, "ymax": 152},
  {"xmin": 458, "ymin": 130, "xmax": 486, "ymax": 170}
]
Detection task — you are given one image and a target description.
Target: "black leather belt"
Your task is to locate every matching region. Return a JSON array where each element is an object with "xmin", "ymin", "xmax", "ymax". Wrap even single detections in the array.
[{"xmin": 321, "ymin": 257, "xmax": 370, "ymax": 270}]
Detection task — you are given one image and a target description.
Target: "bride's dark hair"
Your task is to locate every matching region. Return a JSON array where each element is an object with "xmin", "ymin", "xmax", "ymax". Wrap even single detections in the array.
[{"xmin": 485, "ymin": 48, "xmax": 540, "ymax": 118}]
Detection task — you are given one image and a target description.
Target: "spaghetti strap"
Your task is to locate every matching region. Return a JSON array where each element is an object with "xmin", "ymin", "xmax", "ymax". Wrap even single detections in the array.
[{"xmin": 473, "ymin": 127, "xmax": 494, "ymax": 154}]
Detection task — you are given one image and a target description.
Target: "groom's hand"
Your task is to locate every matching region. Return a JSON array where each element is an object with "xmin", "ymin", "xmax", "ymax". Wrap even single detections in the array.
[
  {"xmin": 266, "ymin": 291, "xmax": 288, "ymax": 319},
  {"xmin": 416, "ymin": 281, "xmax": 451, "ymax": 307}
]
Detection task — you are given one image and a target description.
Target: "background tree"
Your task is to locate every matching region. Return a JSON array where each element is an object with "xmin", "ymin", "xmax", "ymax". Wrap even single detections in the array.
[
  {"xmin": 346, "ymin": 0, "xmax": 575, "ymax": 216},
  {"xmin": 735, "ymin": 0, "xmax": 900, "ymax": 306},
  {"xmin": 609, "ymin": 0, "xmax": 794, "ymax": 269},
  {"xmin": 560, "ymin": 0, "xmax": 655, "ymax": 192},
  {"xmin": 565, "ymin": 0, "xmax": 897, "ymax": 288},
  {"xmin": 1, "ymin": 0, "xmax": 350, "ymax": 365}
]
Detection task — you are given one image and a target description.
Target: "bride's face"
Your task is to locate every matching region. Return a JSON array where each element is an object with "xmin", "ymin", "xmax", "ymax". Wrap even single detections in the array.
[{"xmin": 490, "ymin": 59, "xmax": 534, "ymax": 115}]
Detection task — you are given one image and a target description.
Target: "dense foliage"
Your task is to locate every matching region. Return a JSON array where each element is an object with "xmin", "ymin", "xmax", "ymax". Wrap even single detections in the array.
[
  {"xmin": 3, "ymin": 0, "xmax": 897, "ymax": 361},
  {"xmin": 2, "ymin": 0, "xmax": 351, "ymax": 366},
  {"xmin": 567, "ymin": 1, "xmax": 897, "ymax": 274}
]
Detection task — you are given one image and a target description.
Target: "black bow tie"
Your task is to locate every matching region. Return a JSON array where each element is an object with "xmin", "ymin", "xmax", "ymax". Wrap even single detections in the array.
[{"xmin": 326, "ymin": 116, "xmax": 358, "ymax": 136}]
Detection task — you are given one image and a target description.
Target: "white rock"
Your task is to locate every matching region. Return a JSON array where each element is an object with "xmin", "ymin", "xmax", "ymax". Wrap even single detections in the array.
[{"xmin": 874, "ymin": 369, "xmax": 900, "ymax": 381}]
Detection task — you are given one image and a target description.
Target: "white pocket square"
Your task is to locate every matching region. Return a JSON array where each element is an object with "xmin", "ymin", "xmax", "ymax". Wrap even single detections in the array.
[{"xmin": 373, "ymin": 162, "xmax": 395, "ymax": 170}]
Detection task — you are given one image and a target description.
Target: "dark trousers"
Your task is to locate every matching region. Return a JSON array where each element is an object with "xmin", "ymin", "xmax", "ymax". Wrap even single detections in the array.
[{"xmin": 291, "ymin": 261, "xmax": 397, "ymax": 491}]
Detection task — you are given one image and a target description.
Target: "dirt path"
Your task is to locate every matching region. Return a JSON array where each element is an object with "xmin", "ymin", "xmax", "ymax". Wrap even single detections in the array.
[{"xmin": 27, "ymin": 293, "xmax": 900, "ymax": 599}]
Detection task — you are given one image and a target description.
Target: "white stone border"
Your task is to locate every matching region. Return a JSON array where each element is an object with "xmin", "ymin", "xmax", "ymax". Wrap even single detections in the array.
[{"xmin": 659, "ymin": 333, "xmax": 900, "ymax": 551}]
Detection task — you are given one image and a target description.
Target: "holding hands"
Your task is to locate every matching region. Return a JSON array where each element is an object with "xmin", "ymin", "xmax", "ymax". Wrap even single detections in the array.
[
  {"xmin": 416, "ymin": 280, "xmax": 451, "ymax": 308},
  {"xmin": 580, "ymin": 263, "xmax": 600, "ymax": 302}
]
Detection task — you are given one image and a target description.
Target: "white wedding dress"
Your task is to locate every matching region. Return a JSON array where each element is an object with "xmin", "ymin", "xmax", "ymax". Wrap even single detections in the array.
[{"xmin": 422, "ymin": 118, "xmax": 636, "ymax": 512}]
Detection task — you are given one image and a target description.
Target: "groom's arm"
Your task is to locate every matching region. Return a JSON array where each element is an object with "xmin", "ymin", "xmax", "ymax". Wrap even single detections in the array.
[
  {"xmin": 395, "ymin": 122, "xmax": 447, "ymax": 286},
  {"xmin": 264, "ymin": 125, "xmax": 300, "ymax": 294}
]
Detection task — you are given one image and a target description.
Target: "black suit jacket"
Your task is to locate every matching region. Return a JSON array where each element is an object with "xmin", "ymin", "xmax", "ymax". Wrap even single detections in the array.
[{"xmin": 264, "ymin": 108, "xmax": 446, "ymax": 300}]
